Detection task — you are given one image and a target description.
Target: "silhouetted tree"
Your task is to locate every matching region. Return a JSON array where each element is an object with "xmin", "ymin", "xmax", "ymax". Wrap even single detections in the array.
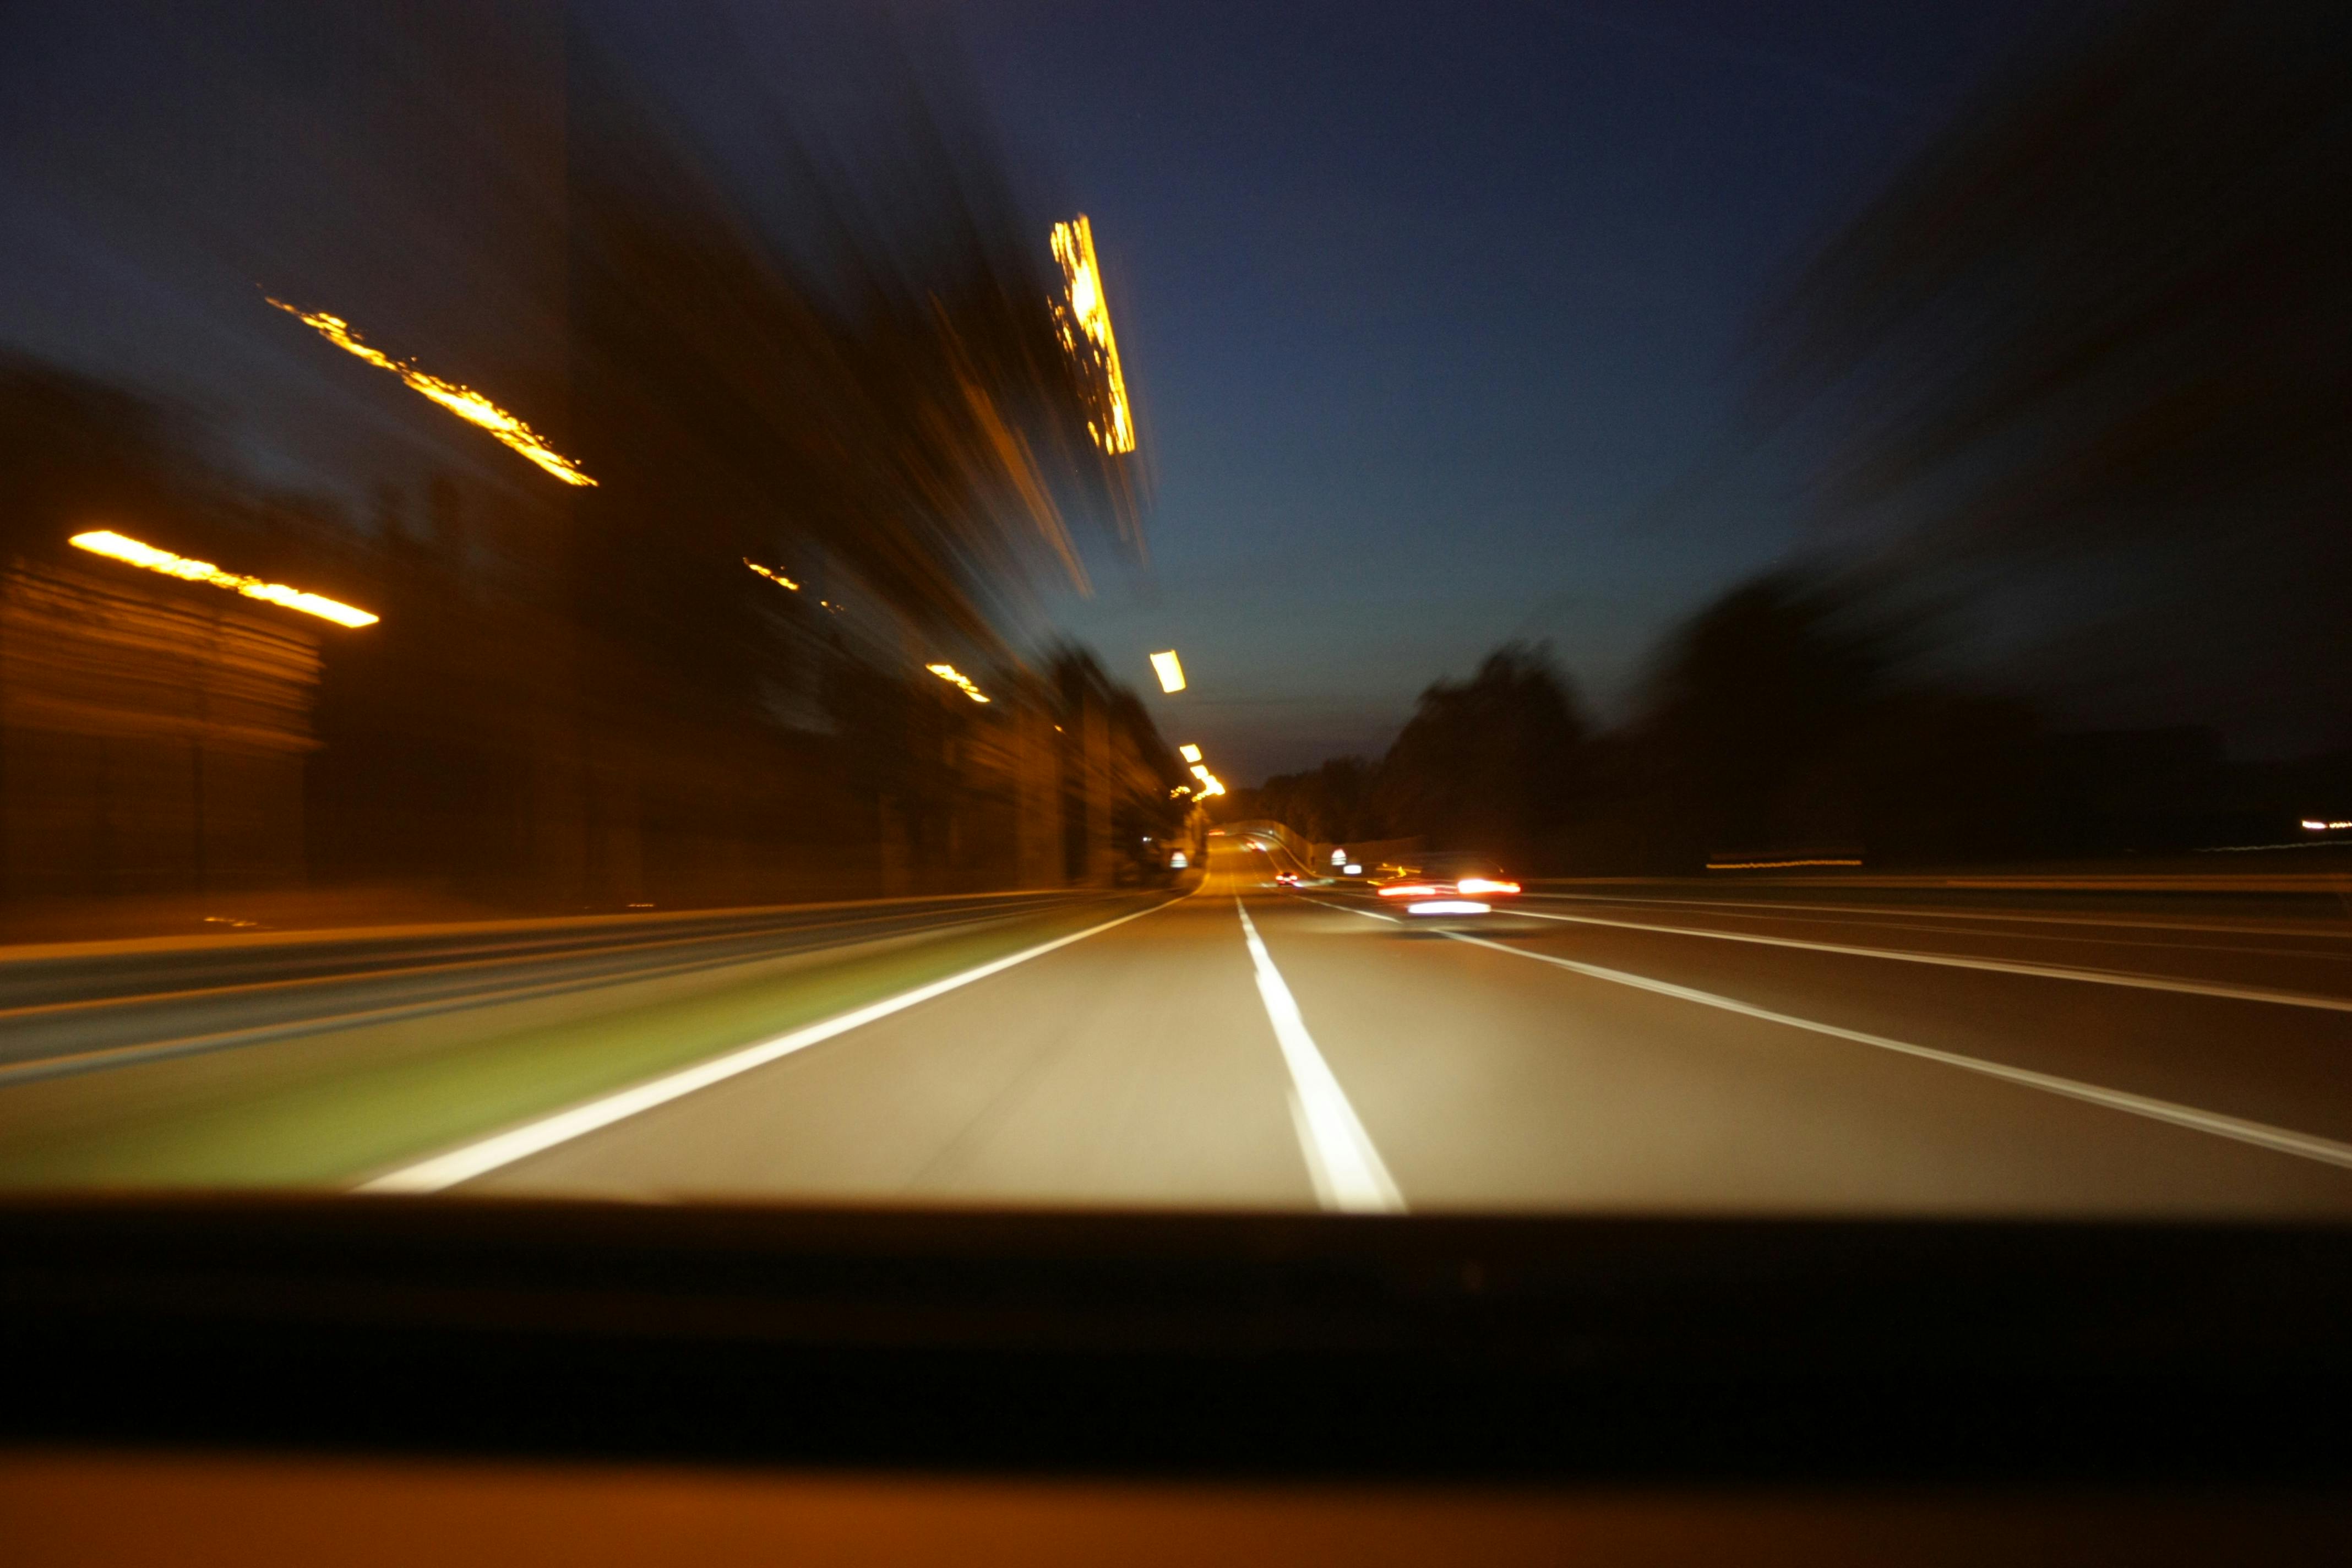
[
  {"xmin": 1636, "ymin": 574, "xmax": 1882, "ymax": 861},
  {"xmin": 1375, "ymin": 644, "xmax": 1586, "ymax": 863},
  {"xmin": 1241, "ymin": 756, "xmax": 1383, "ymax": 845},
  {"xmin": 1757, "ymin": 0, "xmax": 2352, "ymax": 745}
]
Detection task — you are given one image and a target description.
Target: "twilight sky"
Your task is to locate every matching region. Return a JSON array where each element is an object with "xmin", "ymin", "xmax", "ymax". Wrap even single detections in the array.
[
  {"xmin": 0, "ymin": 1, "xmax": 2095, "ymax": 785},
  {"xmin": 954, "ymin": 0, "xmax": 2092, "ymax": 780}
]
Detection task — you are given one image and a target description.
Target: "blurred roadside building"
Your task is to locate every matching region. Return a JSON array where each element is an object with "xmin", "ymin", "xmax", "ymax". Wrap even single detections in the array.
[{"xmin": 0, "ymin": 556, "xmax": 318, "ymax": 903}]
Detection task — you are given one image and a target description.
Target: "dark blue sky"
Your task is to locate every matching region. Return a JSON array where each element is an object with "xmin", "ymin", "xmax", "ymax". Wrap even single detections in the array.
[
  {"xmin": 955, "ymin": 1, "xmax": 2090, "ymax": 780},
  {"xmin": 0, "ymin": 1, "xmax": 2094, "ymax": 785}
]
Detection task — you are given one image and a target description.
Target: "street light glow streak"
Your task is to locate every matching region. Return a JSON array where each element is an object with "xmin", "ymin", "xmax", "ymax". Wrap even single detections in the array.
[
  {"xmin": 1049, "ymin": 215, "xmax": 1135, "ymax": 454},
  {"xmin": 1705, "ymin": 857, "xmax": 1865, "ymax": 870},
  {"xmin": 69, "ymin": 531, "xmax": 379, "ymax": 628},
  {"xmin": 266, "ymin": 298, "xmax": 597, "ymax": 487},
  {"xmin": 2301, "ymin": 819, "xmax": 2352, "ymax": 831},
  {"xmin": 925, "ymin": 663, "xmax": 991, "ymax": 703},
  {"xmin": 744, "ymin": 559, "xmax": 801, "ymax": 590},
  {"xmin": 1179, "ymin": 743, "xmax": 1202, "ymax": 763},
  {"xmin": 1151, "ymin": 650, "xmax": 1186, "ymax": 693}
]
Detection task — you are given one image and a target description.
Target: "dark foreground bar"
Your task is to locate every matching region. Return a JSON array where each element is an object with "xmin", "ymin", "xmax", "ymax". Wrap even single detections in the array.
[{"xmin": 4, "ymin": 1197, "xmax": 2350, "ymax": 1486}]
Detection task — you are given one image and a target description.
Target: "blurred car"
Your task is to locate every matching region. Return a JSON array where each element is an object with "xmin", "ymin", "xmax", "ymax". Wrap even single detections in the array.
[
  {"xmin": 1371, "ymin": 854, "xmax": 1521, "ymax": 918},
  {"xmin": 1274, "ymin": 871, "xmax": 1300, "ymax": 886}
]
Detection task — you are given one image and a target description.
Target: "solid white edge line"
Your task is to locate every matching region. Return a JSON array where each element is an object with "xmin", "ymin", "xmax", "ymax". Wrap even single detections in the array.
[
  {"xmin": 1236, "ymin": 899, "xmax": 1404, "ymax": 1213},
  {"xmin": 1442, "ymin": 930, "xmax": 2352, "ymax": 1173},
  {"xmin": 1506, "ymin": 905, "xmax": 2352, "ymax": 1014},
  {"xmin": 356, "ymin": 897, "xmax": 1182, "ymax": 1194}
]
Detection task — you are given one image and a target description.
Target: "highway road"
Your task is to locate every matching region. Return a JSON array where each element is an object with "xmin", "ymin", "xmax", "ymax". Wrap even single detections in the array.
[{"xmin": 8, "ymin": 839, "xmax": 2352, "ymax": 1215}]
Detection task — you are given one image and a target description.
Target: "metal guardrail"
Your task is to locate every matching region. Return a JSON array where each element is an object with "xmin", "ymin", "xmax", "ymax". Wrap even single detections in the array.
[{"xmin": 0, "ymin": 889, "xmax": 1134, "ymax": 1085}]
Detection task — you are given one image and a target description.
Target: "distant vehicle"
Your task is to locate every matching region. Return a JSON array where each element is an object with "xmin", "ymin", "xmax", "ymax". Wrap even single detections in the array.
[
  {"xmin": 1274, "ymin": 871, "xmax": 1299, "ymax": 886},
  {"xmin": 1371, "ymin": 854, "xmax": 1520, "ymax": 918}
]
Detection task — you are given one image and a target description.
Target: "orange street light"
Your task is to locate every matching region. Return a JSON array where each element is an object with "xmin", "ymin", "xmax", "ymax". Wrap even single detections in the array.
[
  {"xmin": 268, "ymin": 298, "xmax": 596, "ymax": 487},
  {"xmin": 925, "ymin": 663, "xmax": 990, "ymax": 704},
  {"xmin": 70, "ymin": 530, "xmax": 378, "ymax": 628},
  {"xmin": 1049, "ymin": 215, "xmax": 1135, "ymax": 455}
]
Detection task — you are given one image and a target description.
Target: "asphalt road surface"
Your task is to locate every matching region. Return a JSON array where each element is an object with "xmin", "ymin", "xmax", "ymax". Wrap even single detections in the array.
[{"xmin": 10, "ymin": 842, "xmax": 2352, "ymax": 1216}]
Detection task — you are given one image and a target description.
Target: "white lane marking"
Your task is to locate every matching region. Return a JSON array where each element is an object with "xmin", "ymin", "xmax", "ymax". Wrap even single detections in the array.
[
  {"xmin": 1297, "ymin": 894, "xmax": 1397, "ymax": 923},
  {"xmin": 1528, "ymin": 889, "xmax": 2352, "ymax": 943},
  {"xmin": 1236, "ymin": 899, "xmax": 1404, "ymax": 1213},
  {"xmin": 358, "ymin": 899, "xmax": 1182, "ymax": 1194},
  {"xmin": 1442, "ymin": 929, "xmax": 2352, "ymax": 1173},
  {"xmin": 1503, "ymin": 906, "xmax": 2352, "ymax": 1014}
]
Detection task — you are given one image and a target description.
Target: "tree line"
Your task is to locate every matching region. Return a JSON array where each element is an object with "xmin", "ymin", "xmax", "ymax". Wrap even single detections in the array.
[{"xmin": 1222, "ymin": 567, "xmax": 2346, "ymax": 875}]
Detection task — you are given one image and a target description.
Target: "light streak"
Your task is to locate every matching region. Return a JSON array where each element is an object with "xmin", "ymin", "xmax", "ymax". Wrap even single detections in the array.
[
  {"xmin": 1049, "ymin": 215, "xmax": 1136, "ymax": 454},
  {"xmin": 745, "ymin": 559, "xmax": 801, "ymax": 590},
  {"xmin": 925, "ymin": 662, "xmax": 991, "ymax": 703},
  {"xmin": 266, "ymin": 298, "xmax": 596, "ymax": 487},
  {"xmin": 1150, "ymin": 650, "xmax": 1186, "ymax": 693},
  {"xmin": 1705, "ymin": 857, "xmax": 1864, "ymax": 870},
  {"xmin": 1179, "ymin": 743, "xmax": 1202, "ymax": 763},
  {"xmin": 69, "ymin": 530, "xmax": 378, "ymax": 628},
  {"xmin": 2301, "ymin": 819, "xmax": 2352, "ymax": 831},
  {"xmin": 1456, "ymin": 878, "xmax": 1521, "ymax": 895}
]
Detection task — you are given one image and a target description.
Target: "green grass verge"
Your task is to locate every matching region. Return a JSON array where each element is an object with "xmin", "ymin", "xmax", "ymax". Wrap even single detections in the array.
[{"xmin": 0, "ymin": 896, "xmax": 1158, "ymax": 1190}]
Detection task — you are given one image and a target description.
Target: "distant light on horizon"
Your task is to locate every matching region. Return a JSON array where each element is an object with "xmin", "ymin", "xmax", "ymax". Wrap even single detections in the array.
[
  {"xmin": 1150, "ymin": 650, "xmax": 1186, "ymax": 693},
  {"xmin": 266, "ymin": 298, "xmax": 597, "ymax": 487},
  {"xmin": 70, "ymin": 530, "xmax": 379, "ymax": 628}
]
